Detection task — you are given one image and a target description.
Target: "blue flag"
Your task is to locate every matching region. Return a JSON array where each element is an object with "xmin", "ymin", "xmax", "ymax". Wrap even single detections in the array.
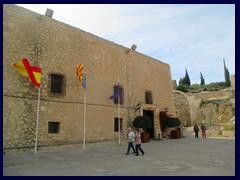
[
  {"xmin": 109, "ymin": 83, "xmax": 120, "ymax": 99},
  {"xmin": 82, "ymin": 73, "xmax": 86, "ymax": 90}
]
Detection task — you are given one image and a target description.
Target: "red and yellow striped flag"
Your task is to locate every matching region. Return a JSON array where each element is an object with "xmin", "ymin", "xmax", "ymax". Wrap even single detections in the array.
[
  {"xmin": 76, "ymin": 64, "xmax": 84, "ymax": 85},
  {"xmin": 13, "ymin": 58, "xmax": 42, "ymax": 88}
]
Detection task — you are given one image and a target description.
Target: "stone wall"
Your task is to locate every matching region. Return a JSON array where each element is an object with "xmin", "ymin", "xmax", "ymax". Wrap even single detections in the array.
[
  {"xmin": 173, "ymin": 90, "xmax": 235, "ymax": 130},
  {"xmin": 199, "ymin": 98, "xmax": 235, "ymax": 127},
  {"xmin": 173, "ymin": 91, "xmax": 191, "ymax": 126},
  {"xmin": 172, "ymin": 80, "xmax": 177, "ymax": 90},
  {"xmin": 3, "ymin": 5, "xmax": 175, "ymax": 153}
]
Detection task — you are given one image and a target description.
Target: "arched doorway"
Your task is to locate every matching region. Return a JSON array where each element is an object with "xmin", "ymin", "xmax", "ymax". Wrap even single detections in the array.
[{"xmin": 173, "ymin": 90, "xmax": 192, "ymax": 127}]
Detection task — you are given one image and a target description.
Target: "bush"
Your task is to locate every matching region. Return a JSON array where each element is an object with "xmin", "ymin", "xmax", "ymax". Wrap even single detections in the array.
[
  {"xmin": 203, "ymin": 82, "xmax": 226, "ymax": 90},
  {"xmin": 176, "ymin": 81, "xmax": 227, "ymax": 93},
  {"xmin": 224, "ymin": 124, "xmax": 235, "ymax": 131},
  {"xmin": 176, "ymin": 85, "xmax": 189, "ymax": 92},
  {"xmin": 166, "ymin": 117, "xmax": 181, "ymax": 128},
  {"xmin": 189, "ymin": 84, "xmax": 201, "ymax": 90},
  {"xmin": 133, "ymin": 116, "xmax": 152, "ymax": 129}
]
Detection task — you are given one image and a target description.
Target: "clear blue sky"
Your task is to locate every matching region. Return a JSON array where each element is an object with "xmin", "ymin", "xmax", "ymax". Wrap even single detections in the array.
[{"xmin": 16, "ymin": 4, "xmax": 235, "ymax": 85}]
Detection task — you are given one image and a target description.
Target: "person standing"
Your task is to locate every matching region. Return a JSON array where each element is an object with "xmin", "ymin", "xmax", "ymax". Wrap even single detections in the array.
[
  {"xmin": 126, "ymin": 127, "xmax": 136, "ymax": 155},
  {"xmin": 135, "ymin": 129, "xmax": 145, "ymax": 156},
  {"xmin": 201, "ymin": 123, "xmax": 207, "ymax": 138},
  {"xmin": 193, "ymin": 123, "xmax": 199, "ymax": 138}
]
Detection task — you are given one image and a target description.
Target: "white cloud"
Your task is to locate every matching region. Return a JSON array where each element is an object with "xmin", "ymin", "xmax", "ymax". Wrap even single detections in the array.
[{"xmin": 16, "ymin": 4, "xmax": 235, "ymax": 85}]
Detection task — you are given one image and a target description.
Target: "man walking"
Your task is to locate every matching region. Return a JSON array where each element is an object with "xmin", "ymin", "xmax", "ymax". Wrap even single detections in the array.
[
  {"xmin": 126, "ymin": 127, "xmax": 136, "ymax": 155},
  {"xmin": 193, "ymin": 123, "xmax": 199, "ymax": 138}
]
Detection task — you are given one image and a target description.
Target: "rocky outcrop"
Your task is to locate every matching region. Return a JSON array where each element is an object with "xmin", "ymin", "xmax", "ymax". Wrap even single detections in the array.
[{"xmin": 174, "ymin": 90, "xmax": 235, "ymax": 138}]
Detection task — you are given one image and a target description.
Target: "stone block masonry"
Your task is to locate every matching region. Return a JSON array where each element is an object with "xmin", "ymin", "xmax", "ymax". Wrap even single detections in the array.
[{"xmin": 3, "ymin": 5, "xmax": 175, "ymax": 153}]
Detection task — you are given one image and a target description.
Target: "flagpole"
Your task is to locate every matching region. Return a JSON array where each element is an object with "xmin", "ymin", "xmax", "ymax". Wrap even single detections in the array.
[
  {"xmin": 118, "ymin": 81, "xmax": 120, "ymax": 145},
  {"xmin": 76, "ymin": 65, "xmax": 86, "ymax": 149},
  {"xmin": 34, "ymin": 70, "xmax": 41, "ymax": 154},
  {"xmin": 83, "ymin": 75, "xmax": 87, "ymax": 149},
  {"xmin": 109, "ymin": 81, "xmax": 120, "ymax": 144},
  {"xmin": 118, "ymin": 94, "xmax": 120, "ymax": 144}
]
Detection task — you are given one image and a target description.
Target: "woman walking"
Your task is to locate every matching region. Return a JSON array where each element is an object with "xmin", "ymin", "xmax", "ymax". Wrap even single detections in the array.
[
  {"xmin": 201, "ymin": 123, "xmax": 207, "ymax": 138},
  {"xmin": 135, "ymin": 129, "xmax": 145, "ymax": 156}
]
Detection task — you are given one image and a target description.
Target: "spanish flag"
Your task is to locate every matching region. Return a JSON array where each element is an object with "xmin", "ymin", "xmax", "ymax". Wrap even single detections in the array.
[{"xmin": 13, "ymin": 58, "xmax": 42, "ymax": 88}]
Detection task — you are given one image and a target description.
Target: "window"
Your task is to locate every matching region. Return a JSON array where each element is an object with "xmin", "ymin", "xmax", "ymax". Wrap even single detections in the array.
[
  {"xmin": 113, "ymin": 85, "xmax": 124, "ymax": 105},
  {"xmin": 145, "ymin": 91, "xmax": 153, "ymax": 104},
  {"xmin": 48, "ymin": 122, "xmax": 60, "ymax": 134},
  {"xmin": 114, "ymin": 118, "xmax": 123, "ymax": 132},
  {"xmin": 48, "ymin": 73, "xmax": 66, "ymax": 97}
]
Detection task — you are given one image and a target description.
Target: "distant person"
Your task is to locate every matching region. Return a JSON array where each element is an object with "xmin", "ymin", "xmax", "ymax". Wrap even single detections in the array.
[
  {"xmin": 134, "ymin": 129, "xmax": 145, "ymax": 156},
  {"xmin": 201, "ymin": 123, "xmax": 207, "ymax": 138},
  {"xmin": 126, "ymin": 127, "xmax": 136, "ymax": 155},
  {"xmin": 193, "ymin": 123, "xmax": 199, "ymax": 138}
]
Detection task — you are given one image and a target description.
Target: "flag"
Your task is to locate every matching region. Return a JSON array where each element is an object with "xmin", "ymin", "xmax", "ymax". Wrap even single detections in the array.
[
  {"xmin": 76, "ymin": 64, "xmax": 84, "ymax": 84},
  {"xmin": 109, "ymin": 83, "xmax": 120, "ymax": 99},
  {"xmin": 82, "ymin": 73, "xmax": 86, "ymax": 90},
  {"xmin": 76, "ymin": 64, "xmax": 86, "ymax": 89},
  {"xmin": 13, "ymin": 58, "xmax": 41, "ymax": 88}
]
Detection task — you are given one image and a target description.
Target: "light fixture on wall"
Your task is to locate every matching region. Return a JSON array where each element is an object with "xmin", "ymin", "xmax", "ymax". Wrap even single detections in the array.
[
  {"xmin": 45, "ymin": 8, "xmax": 54, "ymax": 18},
  {"xmin": 131, "ymin": 44, "xmax": 137, "ymax": 51},
  {"xmin": 135, "ymin": 103, "xmax": 141, "ymax": 112},
  {"xmin": 125, "ymin": 44, "xmax": 137, "ymax": 54}
]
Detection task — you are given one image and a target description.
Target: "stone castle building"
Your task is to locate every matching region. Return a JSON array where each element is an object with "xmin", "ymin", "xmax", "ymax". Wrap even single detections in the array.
[{"xmin": 3, "ymin": 5, "xmax": 176, "ymax": 153}]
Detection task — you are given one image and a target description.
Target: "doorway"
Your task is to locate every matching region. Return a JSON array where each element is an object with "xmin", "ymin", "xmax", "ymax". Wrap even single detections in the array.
[{"xmin": 143, "ymin": 110, "xmax": 154, "ymax": 139}]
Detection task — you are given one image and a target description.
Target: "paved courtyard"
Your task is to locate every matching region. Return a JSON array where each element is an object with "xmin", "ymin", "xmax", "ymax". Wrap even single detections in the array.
[{"xmin": 3, "ymin": 135, "xmax": 235, "ymax": 176}]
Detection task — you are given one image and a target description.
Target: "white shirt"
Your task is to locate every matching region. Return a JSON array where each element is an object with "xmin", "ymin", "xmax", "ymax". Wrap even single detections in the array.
[{"xmin": 127, "ymin": 131, "xmax": 135, "ymax": 142}]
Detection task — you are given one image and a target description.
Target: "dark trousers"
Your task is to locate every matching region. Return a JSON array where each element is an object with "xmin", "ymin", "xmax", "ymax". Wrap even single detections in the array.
[
  {"xmin": 135, "ymin": 144, "xmax": 144, "ymax": 155},
  {"xmin": 127, "ymin": 142, "xmax": 135, "ymax": 154},
  {"xmin": 195, "ymin": 131, "xmax": 199, "ymax": 138}
]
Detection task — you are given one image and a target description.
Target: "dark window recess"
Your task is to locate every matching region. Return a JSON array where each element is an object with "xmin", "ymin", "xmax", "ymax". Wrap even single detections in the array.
[
  {"xmin": 48, "ymin": 73, "xmax": 66, "ymax": 97},
  {"xmin": 48, "ymin": 122, "xmax": 60, "ymax": 134},
  {"xmin": 114, "ymin": 118, "xmax": 123, "ymax": 132},
  {"xmin": 113, "ymin": 85, "xmax": 124, "ymax": 105},
  {"xmin": 145, "ymin": 91, "xmax": 153, "ymax": 104},
  {"xmin": 50, "ymin": 74, "xmax": 63, "ymax": 93}
]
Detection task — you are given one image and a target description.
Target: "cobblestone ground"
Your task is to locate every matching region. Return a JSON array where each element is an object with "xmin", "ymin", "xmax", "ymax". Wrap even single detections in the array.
[{"xmin": 3, "ymin": 135, "xmax": 235, "ymax": 176}]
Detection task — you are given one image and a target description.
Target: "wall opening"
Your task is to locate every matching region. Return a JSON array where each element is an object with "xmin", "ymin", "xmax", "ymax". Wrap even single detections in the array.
[
  {"xmin": 48, "ymin": 122, "xmax": 60, "ymax": 134},
  {"xmin": 114, "ymin": 118, "xmax": 123, "ymax": 132},
  {"xmin": 143, "ymin": 110, "xmax": 154, "ymax": 139}
]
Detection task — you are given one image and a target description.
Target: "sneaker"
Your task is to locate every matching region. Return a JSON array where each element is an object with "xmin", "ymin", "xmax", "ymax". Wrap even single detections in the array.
[
  {"xmin": 142, "ymin": 152, "xmax": 145, "ymax": 156},
  {"xmin": 135, "ymin": 155, "xmax": 139, "ymax": 156},
  {"xmin": 125, "ymin": 153, "xmax": 129, "ymax": 155}
]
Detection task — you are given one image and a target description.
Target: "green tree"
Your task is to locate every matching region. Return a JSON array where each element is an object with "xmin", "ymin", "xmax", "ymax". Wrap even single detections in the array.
[
  {"xmin": 133, "ymin": 116, "xmax": 152, "ymax": 130},
  {"xmin": 223, "ymin": 59, "xmax": 231, "ymax": 87},
  {"xmin": 166, "ymin": 117, "xmax": 181, "ymax": 128},
  {"xmin": 182, "ymin": 68, "xmax": 191, "ymax": 86},
  {"xmin": 200, "ymin": 72, "xmax": 205, "ymax": 85},
  {"xmin": 179, "ymin": 78, "xmax": 183, "ymax": 85},
  {"xmin": 176, "ymin": 84, "xmax": 188, "ymax": 92}
]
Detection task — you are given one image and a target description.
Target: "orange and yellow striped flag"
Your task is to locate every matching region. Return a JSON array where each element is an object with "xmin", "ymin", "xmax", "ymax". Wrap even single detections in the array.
[
  {"xmin": 76, "ymin": 64, "xmax": 86, "ymax": 89},
  {"xmin": 13, "ymin": 58, "xmax": 42, "ymax": 88},
  {"xmin": 76, "ymin": 64, "xmax": 84, "ymax": 84}
]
